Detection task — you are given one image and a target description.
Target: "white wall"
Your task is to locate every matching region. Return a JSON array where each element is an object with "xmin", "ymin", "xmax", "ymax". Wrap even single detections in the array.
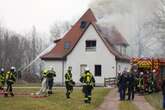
[{"xmin": 66, "ymin": 25, "xmax": 116, "ymax": 85}]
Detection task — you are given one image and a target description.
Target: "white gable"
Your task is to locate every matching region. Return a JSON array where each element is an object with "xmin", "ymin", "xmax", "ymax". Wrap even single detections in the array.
[{"xmin": 66, "ymin": 24, "xmax": 117, "ymax": 84}]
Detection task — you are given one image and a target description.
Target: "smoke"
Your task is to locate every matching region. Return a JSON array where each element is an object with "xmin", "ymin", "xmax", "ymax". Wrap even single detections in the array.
[{"xmin": 89, "ymin": 0, "xmax": 161, "ymax": 56}]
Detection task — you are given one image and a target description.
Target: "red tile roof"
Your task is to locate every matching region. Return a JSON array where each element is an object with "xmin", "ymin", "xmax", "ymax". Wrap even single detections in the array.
[
  {"xmin": 41, "ymin": 9, "xmax": 96, "ymax": 60},
  {"xmin": 41, "ymin": 9, "xmax": 130, "ymax": 62}
]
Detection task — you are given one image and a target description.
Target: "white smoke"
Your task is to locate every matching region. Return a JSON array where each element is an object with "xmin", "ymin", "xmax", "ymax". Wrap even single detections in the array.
[{"xmin": 89, "ymin": 0, "xmax": 161, "ymax": 56}]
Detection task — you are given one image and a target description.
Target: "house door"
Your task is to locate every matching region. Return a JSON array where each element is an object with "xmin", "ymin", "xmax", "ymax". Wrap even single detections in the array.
[{"xmin": 80, "ymin": 64, "xmax": 87, "ymax": 76}]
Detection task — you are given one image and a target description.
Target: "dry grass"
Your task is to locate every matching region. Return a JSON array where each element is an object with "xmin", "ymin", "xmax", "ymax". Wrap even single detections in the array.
[
  {"xmin": 0, "ymin": 87, "xmax": 109, "ymax": 110},
  {"xmin": 119, "ymin": 101, "xmax": 139, "ymax": 110},
  {"xmin": 145, "ymin": 92, "xmax": 163, "ymax": 110}
]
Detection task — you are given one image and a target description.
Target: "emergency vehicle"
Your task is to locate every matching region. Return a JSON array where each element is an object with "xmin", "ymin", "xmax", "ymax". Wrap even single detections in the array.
[{"xmin": 131, "ymin": 57, "xmax": 165, "ymax": 91}]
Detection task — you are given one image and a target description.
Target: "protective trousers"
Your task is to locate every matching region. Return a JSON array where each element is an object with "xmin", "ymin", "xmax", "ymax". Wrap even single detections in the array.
[
  {"xmin": 163, "ymin": 95, "xmax": 165, "ymax": 109},
  {"xmin": 83, "ymin": 85, "xmax": 92, "ymax": 103},
  {"xmin": 119, "ymin": 86, "xmax": 126, "ymax": 100},
  {"xmin": 128, "ymin": 87, "xmax": 134, "ymax": 100},
  {"xmin": 48, "ymin": 78, "xmax": 54, "ymax": 94},
  {"xmin": 0, "ymin": 81, "xmax": 5, "ymax": 90},
  {"xmin": 5, "ymin": 81, "xmax": 14, "ymax": 96},
  {"xmin": 65, "ymin": 81, "xmax": 73, "ymax": 98}
]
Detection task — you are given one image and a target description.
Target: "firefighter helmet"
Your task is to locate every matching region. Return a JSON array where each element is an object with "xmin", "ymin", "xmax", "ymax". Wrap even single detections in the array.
[
  {"xmin": 85, "ymin": 67, "xmax": 90, "ymax": 71},
  {"xmin": 0, "ymin": 68, "xmax": 4, "ymax": 72},
  {"xmin": 11, "ymin": 66, "xmax": 16, "ymax": 72}
]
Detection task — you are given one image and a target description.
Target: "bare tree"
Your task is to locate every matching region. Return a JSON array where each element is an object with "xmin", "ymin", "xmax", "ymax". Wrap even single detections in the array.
[
  {"xmin": 0, "ymin": 23, "xmax": 49, "ymax": 82},
  {"xmin": 133, "ymin": 0, "xmax": 165, "ymax": 57},
  {"xmin": 49, "ymin": 21, "xmax": 71, "ymax": 40},
  {"xmin": 146, "ymin": 0, "xmax": 165, "ymax": 57}
]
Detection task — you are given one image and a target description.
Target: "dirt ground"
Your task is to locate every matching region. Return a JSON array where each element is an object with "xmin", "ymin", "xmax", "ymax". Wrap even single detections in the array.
[{"xmin": 96, "ymin": 88, "xmax": 156, "ymax": 110}]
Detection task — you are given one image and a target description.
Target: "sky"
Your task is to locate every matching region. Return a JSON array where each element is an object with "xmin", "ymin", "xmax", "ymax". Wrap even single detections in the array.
[{"xmin": 0, "ymin": 0, "xmax": 91, "ymax": 33}]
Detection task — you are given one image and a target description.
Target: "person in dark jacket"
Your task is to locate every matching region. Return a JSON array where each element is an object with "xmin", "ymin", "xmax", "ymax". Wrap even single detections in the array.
[
  {"xmin": 127, "ymin": 69, "xmax": 135, "ymax": 100},
  {"xmin": 162, "ymin": 79, "xmax": 165, "ymax": 109},
  {"xmin": 119, "ymin": 70, "xmax": 127, "ymax": 101}
]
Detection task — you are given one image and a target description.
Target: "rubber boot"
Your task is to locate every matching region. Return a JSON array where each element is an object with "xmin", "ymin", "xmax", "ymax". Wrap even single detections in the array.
[
  {"xmin": 84, "ymin": 100, "xmax": 88, "ymax": 103},
  {"xmin": 88, "ymin": 97, "xmax": 91, "ymax": 104},
  {"xmin": 10, "ymin": 92, "xmax": 14, "ymax": 97},
  {"xmin": 4, "ymin": 92, "xmax": 8, "ymax": 97},
  {"xmin": 66, "ymin": 92, "xmax": 70, "ymax": 99}
]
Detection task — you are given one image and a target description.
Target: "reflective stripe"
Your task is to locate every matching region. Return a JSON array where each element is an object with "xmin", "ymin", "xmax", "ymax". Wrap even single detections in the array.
[
  {"xmin": 65, "ymin": 72, "xmax": 72, "ymax": 81},
  {"xmin": 6, "ymin": 71, "xmax": 16, "ymax": 82},
  {"xmin": 84, "ymin": 97, "xmax": 88, "ymax": 100},
  {"xmin": 42, "ymin": 69, "xmax": 49, "ymax": 77}
]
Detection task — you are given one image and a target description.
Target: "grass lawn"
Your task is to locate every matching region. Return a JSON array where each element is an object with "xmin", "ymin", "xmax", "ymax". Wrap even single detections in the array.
[
  {"xmin": 119, "ymin": 101, "xmax": 139, "ymax": 110},
  {"xmin": 14, "ymin": 83, "xmax": 41, "ymax": 87},
  {"xmin": 145, "ymin": 92, "xmax": 163, "ymax": 110},
  {"xmin": 0, "ymin": 87, "xmax": 109, "ymax": 110}
]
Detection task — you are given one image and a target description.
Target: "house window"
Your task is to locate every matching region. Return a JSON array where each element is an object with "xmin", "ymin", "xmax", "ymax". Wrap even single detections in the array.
[
  {"xmin": 80, "ymin": 21, "xmax": 87, "ymax": 29},
  {"xmin": 95, "ymin": 65, "xmax": 102, "ymax": 76},
  {"xmin": 123, "ymin": 46, "xmax": 127, "ymax": 55},
  {"xmin": 85, "ymin": 40, "xmax": 96, "ymax": 51},
  {"xmin": 64, "ymin": 42, "xmax": 70, "ymax": 49}
]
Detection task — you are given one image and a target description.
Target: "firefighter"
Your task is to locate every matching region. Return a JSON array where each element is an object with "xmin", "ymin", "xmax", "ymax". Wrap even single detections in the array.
[
  {"xmin": 36, "ymin": 68, "xmax": 49, "ymax": 96},
  {"xmin": 135, "ymin": 73, "xmax": 140, "ymax": 93},
  {"xmin": 118, "ymin": 70, "xmax": 127, "ymax": 100},
  {"xmin": 143, "ymin": 71, "xmax": 148, "ymax": 92},
  {"xmin": 152, "ymin": 69, "xmax": 157, "ymax": 91},
  {"xmin": 80, "ymin": 67, "xmax": 95, "ymax": 103},
  {"xmin": 65, "ymin": 66, "xmax": 75, "ymax": 98},
  {"xmin": 0, "ymin": 68, "xmax": 5, "ymax": 91},
  {"xmin": 47, "ymin": 66, "xmax": 56, "ymax": 95},
  {"xmin": 4, "ymin": 67, "xmax": 16, "ymax": 97},
  {"xmin": 138, "ymin": 72, "xmax": 144, "ymax": 94},
  {"xmin": 127, "ymin": 69, "xmax": 135, "ymax": 100}
]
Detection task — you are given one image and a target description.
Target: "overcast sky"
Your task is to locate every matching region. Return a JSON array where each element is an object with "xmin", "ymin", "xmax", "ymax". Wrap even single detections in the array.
[{"xmin": 0, "ymin": 0, "xmax": 91, "ymax": 33}]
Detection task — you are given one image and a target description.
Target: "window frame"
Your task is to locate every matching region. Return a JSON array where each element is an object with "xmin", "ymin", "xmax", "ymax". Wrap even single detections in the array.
[
  {"xmin": 94, "ymin": 65, "xmax": 102, "ymax": 77},
  {"xmin": 85, "ymin": 40, "xmax": 96, "ymax": 51}
]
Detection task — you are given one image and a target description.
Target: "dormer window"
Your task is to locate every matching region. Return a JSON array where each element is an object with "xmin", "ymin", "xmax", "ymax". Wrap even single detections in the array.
[
  {"xmin": 64, "ymin": 42, "xmax": 70, "ymax": 49},
  {"xmin": 80, "ymin": 21, "xmax": 87, "ymax": 29},
  {"xmin": 85, "ymin": 40, "xmax": 96, "ymax": 51}
]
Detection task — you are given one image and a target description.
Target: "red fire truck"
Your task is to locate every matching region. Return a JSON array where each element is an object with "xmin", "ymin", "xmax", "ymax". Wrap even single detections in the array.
[{"xmin": 131, "ymin": 57, "xmax": 165, "ymax": 91}]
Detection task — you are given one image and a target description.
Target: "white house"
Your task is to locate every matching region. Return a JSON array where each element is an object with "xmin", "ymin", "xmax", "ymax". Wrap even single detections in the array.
[{"xmin": 41, "ymin": 9, "xmax": 130, "ymax": 86}]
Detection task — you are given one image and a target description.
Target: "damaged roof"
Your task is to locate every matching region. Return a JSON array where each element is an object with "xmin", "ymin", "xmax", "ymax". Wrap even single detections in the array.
[{"xmin": 41, "ymin": 9, "xmax": 130, "ymax": 62}]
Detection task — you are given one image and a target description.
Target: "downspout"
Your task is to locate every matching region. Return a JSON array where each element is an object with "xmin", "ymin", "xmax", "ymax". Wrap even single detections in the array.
[
  {"xmin": 116, "ymin": 59, "xmax": 118, "ymax": 78},
  {"xmin": 115, "ymin": 57, "xmax": 118, "ymax": 87},
  {"xmin": 62, "ymin": 60, "xmax": 64, "ymax": 86}
]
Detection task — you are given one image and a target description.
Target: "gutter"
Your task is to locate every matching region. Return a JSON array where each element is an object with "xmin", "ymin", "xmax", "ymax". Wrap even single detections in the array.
[{"xmin": 62, "ymin": 60, "xmax": 65, "ymax": 86}]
